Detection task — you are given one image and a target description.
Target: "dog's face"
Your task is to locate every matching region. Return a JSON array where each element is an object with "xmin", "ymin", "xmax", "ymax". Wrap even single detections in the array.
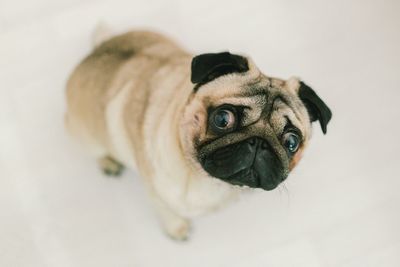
[{"xmin": 180, "ymin": 52, "xmax": 332, "ymax": 190}]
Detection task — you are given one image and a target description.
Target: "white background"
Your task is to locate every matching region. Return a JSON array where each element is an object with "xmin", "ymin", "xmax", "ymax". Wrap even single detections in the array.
[{"xmin": 1, "ymin": 0, "xmax": 399, "ymax": 266}]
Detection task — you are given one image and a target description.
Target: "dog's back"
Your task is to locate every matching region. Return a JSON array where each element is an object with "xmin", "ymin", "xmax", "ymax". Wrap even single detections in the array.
[{"xmin": 65, "ymin": 30, "xmax": 186, "ymax": 159}]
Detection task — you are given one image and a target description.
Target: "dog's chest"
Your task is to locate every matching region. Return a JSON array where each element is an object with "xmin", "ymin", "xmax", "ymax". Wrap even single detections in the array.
[{"xmin": 152, "ymin": 171, "xmax": 240, "ymax": 217}]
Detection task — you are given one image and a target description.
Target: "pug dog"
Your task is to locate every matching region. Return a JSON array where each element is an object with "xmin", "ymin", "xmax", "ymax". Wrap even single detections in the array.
[{"xmin": 66, "ymin": 29, "xmax": 332, "ymax": 240}]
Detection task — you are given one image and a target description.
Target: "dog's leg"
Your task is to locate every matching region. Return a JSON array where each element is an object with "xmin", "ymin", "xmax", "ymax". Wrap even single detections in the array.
[
  {"xmin": 98, "ymin": 155, "xmax": 125, "ymax": 176},
  {"xmin": 151, "ymin": 195, "xmax": 191, "ymax": 241}
]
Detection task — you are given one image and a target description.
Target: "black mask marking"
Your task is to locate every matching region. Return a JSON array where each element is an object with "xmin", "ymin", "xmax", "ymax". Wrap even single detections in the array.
[{"xmin": 200, "ymin": 137, "xmax": 285, "ymax": 190}]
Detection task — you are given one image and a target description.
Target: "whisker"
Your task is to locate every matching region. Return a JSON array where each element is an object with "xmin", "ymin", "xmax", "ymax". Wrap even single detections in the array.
[{"xmin": 281, "ymin": 182, "xmax": 291, "ymax": 207}]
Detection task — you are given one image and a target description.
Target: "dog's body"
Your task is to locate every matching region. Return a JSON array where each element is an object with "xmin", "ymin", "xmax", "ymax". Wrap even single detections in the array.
[{"xmin": 66, "ymin": 30, "xmax": 331, "ymax": 239}]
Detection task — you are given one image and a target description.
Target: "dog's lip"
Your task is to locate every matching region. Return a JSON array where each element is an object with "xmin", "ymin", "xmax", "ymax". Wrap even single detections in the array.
[
  {"xmin": 226, "ymin": 167, "xmax": 283, "ymax": 191},
  {"xmin": 225, "ymin": 167, "xmax": 259, "ymax": 185}
]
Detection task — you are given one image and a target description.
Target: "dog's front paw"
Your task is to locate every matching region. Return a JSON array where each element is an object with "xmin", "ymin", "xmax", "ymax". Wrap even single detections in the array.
[
  {"xmin": 163, "ymin": 217, "xmax": 191, "ymax": 241},
  {"xmin": 98, "ymin": 156, "xmax": 124, "ymax": 176}
]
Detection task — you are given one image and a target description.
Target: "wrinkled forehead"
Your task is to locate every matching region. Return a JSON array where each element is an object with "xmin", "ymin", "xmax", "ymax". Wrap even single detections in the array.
[
  {"xmin": 193, "ymin": 59, "xmax": 312, "ymax": 138},
  {"xmin": 194, "ymin": 58, "xmax": 296, "ymax": 105}
]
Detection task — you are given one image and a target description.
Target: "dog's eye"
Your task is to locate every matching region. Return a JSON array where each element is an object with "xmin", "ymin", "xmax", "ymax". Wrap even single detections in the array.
[
  {"xmin": 210, "ymin": 107, "xmax": 236, "ymax": 133},
  {"xmin": 282, "ymin": 132, "xmax": 300, "ymax": 153}
]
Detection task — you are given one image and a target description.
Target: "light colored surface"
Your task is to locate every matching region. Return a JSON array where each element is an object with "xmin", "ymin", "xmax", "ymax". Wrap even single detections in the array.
[{"xmin": 1, "ymin": 0, "xmax": 399, "ymax": 266}]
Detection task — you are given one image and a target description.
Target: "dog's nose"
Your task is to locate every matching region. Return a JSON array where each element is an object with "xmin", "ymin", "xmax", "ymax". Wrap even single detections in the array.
[
  {"xmin": 244, "ymin": 137, "xmax": 284, "ymax": 189},
  {"xmin": 247, "ymin": 137, "xmax": 257, "ymax": 146},
  {"xmin": 202, "ymin": 136, "xmax": 285, "ymax": 190},
  {"xmin": 246, "ymin": 137, "xmax": 270, "ymax": 150}
]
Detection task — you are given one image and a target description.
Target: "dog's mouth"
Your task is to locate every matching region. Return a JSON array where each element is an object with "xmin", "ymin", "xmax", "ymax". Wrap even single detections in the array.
[
  {"xmin": 200, "ymin": 137, "xmax": 286, "ymax": 191},
  {"xmin": 225, "ymin": 167, "xmax": 284, "ymax": 190}
]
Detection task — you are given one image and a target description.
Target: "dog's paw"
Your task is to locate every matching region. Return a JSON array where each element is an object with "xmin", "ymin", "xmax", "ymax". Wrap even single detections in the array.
[
  {"xmin": 163, "ymin": 217, "xmax": 191, "ymax": 241},
  {"xmin": 98, "ymin": 156, "xmax": 124, "ymax": 177}
]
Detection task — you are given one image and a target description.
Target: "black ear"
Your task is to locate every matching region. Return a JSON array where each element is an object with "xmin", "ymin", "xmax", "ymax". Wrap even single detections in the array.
[
  {"xmin": 298, "ymin": 81, "xmax": 332, "ymax": 134},
  {"xmin": 191, "ymin": 52, "xmax": 249, "ymax": 88}
]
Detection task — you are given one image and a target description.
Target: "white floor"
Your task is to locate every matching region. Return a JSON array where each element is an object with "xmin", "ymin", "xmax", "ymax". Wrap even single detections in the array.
[{"xmin": 1, "ymin": 0, "xmax": 400, "ymax": 266}]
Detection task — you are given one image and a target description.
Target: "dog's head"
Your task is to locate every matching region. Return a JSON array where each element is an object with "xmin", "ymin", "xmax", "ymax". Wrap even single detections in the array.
[{"xmin": 180, "ymin": 52, "xmax": 332, "ymax": 190}]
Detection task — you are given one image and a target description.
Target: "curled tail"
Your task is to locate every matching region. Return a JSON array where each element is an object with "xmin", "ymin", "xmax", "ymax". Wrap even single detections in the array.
[{"xmin": 92, "ymin": 21, "xmax": 115, "ymax": 47}]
